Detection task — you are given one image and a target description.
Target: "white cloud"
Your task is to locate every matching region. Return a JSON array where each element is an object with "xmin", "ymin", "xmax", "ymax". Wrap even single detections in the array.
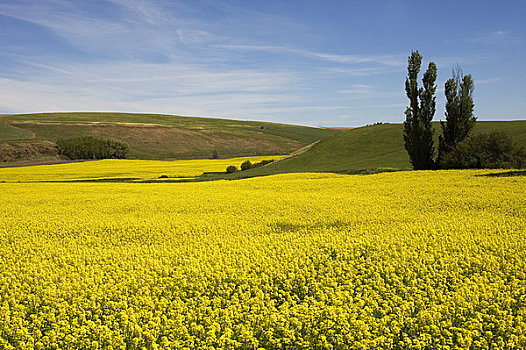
[
  {"xmin": 176, "ymin": 28, "xmax": 216, "ymax": 45},
  {"xmin": 468, "ymin": 30, "xmax": 522, "ymax": 44},
  {"xmin": 477, "ymin": 77, "xmax": 505, "ymax": 85},
  {"xmin": 326, "ymin": 67, "xmax": 399, "ymax": 76},
  {"xmin": 106, "ymin": 0, "xmax": 169, "ymax": 24},
  {"xmin": 337, "ymin": 84, "xmax": 374, "ymax": 95},
  {"xmin": 0, "ymin": 0, "xmax": 178, "ymax": 58},
  {"xmin": 6, "ymin": 0, "xmax": 489, "ymax": 126},
  {"xmin": 0, "ymin": 58, "xmax": 304, "ymax": 119},
  {"xmin": 215, "ymin": 44, "xmax": 405, "ymax": 67}
]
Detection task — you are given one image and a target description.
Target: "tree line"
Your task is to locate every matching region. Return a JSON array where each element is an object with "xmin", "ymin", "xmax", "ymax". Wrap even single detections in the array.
[
  {"xmin": 404, "ymin": 50, "xmax": 525, "ymax": 170},
  {"xmin": 57, "ymin": 136, "xmax": 130, "ymax": 160}
]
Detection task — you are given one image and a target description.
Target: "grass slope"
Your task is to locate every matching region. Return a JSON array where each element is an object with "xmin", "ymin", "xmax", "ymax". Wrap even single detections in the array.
[
  {"xmin": 0, "ymin": 123, "xmax": 34, "ymax": 140},
  {"xmin": 239, "ymin": 120, "xmax": 526, "ymax": 177},
  {"xmin": 0, "ymin": 112, "xmax": 340, "ymax": 161}
]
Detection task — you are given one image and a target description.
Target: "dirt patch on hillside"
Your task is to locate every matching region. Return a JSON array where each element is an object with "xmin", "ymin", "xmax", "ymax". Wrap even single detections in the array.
[
  {"xmin": 0, "ymin": 141, "xmax": 59, "ymax": 162},
  {"xmin": 10, "ymin": 121, "xmax": 173, "ymax": 128},
  {"xmin": 13, "ymin": 122, "xmax": 301, "ymax": 159}
]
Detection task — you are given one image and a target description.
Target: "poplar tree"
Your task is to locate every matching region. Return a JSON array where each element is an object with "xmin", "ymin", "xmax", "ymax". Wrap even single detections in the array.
[
  {"xmin": 403, "ymin": 51, "xmax": 437, "ymax": 170},
  {"xmin": 438, "ymin": 66, "xmax": 476, "ymax": 165}
]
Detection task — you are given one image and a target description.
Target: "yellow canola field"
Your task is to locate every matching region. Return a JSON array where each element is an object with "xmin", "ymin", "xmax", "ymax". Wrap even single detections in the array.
[
  {"xmin": 0, "ymin": 156, "xmax": 281, "ymax": 182},
  {"xmin": 0, "ymin": 169, "xmax": 525, "ymax": 349}
]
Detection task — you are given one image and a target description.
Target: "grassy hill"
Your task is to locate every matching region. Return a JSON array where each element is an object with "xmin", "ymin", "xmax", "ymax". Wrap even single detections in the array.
[
  {"xmin": 0, "ymin": 112, "xmax": 340, "ymax": 162},
  {"xmin": 235, "ymin": 120, "xmax": 526, "ymax": 177}
]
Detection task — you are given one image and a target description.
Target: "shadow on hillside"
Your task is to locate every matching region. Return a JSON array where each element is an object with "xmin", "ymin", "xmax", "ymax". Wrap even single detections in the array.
[{"xmin": 478, "ymin": 170, "xmax": 526, "ymax": 177}]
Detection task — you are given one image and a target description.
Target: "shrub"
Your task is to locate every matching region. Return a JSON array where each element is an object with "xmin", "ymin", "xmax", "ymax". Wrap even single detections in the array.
[
  {"xmin": 226, "ymin": 165, "xmax": 238, "ymax": 173},
  {"xmin": 57, "ymin": 136, "xmax": 130, "ymax": 160},
  {"xmin": 441, "ymin": 131, "xmax": 526, "ymax": 169},
  {"xmin": 211, "ymin": 150, "xmax": 219, "ymax": 159},
  {"xmin": 240, "ymin": 160, "xmax": 252, "ymax": 171}
]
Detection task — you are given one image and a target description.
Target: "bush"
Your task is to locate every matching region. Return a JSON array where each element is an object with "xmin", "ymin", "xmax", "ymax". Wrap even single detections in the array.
[
  {"xmin": 57, "ymin": 136, "xmax": 130, "ymax": 160},
  {"xmin": 441, "ymin": 131, "xmax": 526, "ymax": 169},
  {"xmin": 240, "ymin": 160, "xmax": 252, "ymax": 171},
  {"xmin": 226, "ymin": 165, "xmax": 238, "ymax": 173},
  {"xmin": 211, "ymin": 150, "xmax": 219, "ymax": 159}
]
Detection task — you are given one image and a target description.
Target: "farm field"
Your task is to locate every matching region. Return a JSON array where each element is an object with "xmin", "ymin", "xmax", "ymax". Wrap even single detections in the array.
[
  {"xmin": 1, "ymin": 164, "xmax": 525, "ymax": 349},
  {"xmin": 0, "ymin": 156, "xmax": 282, "ymax": 183}
]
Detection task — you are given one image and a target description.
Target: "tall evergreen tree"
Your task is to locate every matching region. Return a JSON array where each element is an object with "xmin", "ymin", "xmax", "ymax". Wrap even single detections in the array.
[
  {"xmin": 438, "ymin": 66, "xmax": 476, "ymax": 165},
  {"xmin": 403, "ymin": 51, "xmax": 437, "ymax": 170}
]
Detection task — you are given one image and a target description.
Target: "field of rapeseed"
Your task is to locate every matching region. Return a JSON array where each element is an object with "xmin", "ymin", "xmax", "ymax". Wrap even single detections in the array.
[
  {"xmin": 0, "ymin": 156, "xmax": 281, "ymax": 182},
  {"xmin": 0, "ymin": 166, "xmax": 525, "ymax": 349}
]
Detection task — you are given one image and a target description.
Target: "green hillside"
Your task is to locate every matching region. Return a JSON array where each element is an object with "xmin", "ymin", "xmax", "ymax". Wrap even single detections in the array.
[
  {"xmin": 237, "ymin": 121, "xmax": 526, "ymax": 177},
  {"xmin": 0, "ymin": 123, "xmax": 34, "ymax": 140},
  {"xmin": 0, "ymin": 112, "xmax": 340, "ymax": 162}
]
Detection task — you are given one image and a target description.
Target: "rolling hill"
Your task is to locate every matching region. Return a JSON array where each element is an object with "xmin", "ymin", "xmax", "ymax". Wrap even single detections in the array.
[
  {"xmin": 0, "ymin": 112, "xmax": 341, "ymax": 162},
  {"xmin": 235, "ymin": 120, "xmax": 526, "ymax": 177}
]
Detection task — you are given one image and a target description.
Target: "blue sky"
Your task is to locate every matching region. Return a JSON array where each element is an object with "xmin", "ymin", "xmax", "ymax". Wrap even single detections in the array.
[{"xmin": 1, "ymin": 0, "xmax": 525, "ymax": 126}]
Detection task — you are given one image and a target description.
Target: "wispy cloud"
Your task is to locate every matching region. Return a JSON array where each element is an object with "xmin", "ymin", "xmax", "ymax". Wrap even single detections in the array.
[
  {"xmin": 477, "ymin": 77, "xmax": 506, "ymax": 85},
  {"xmin": 0, "ymin": 0, "xmax": 406, "ymax": 125},
  {"xmin": 337, "ymin": 84, "xmax": 374, "ymax": 95},
  {"xmin": 215, "ymin": 44, "xmax": 405, "ymax": 66},
  {"xmin": 0, "ymin": 0, "xmax": 182, "ymax": 60},
  {"xmin": 326, "ymin": 67, "xmax": 399, "ymax": 76},
  {"xmin": 106, "ymin": 0, "xmax": 169, "ymax": 24},
  {"xmin": 3, "ymin": 1, "xmax": 520, "ymax": 126},
  {"xmin": 468, "ymin": 30, "xmax": 522, "ymax": 44},
  {"xmin": 0, "ymin": 57, "xmax": 305, "ymax": 118}
]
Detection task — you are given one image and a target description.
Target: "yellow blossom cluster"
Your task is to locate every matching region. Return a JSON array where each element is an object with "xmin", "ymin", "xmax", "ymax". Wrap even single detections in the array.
[{"xmin": 0, "ymin": 168, "xmax": 525, "ymax": 349}]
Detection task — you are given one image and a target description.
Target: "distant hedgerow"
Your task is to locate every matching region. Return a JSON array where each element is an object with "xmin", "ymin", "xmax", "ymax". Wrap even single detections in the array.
[
  {"xmin": 57, "ymin": 136, "xmax": 130, "ymax": 160},
  {"xmin": 252, "ymin": 159, "xmax": 274, "ymax": 168}
]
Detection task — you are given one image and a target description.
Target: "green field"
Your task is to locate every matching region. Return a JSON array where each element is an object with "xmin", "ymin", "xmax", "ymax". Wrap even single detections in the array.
[
  {"xmin": 239, "ymin": 121, "xmax": 526, "ymax": 177},
  {"xmin": 0, "ymin": 113, "xmax": 340, "ymax": 161}
]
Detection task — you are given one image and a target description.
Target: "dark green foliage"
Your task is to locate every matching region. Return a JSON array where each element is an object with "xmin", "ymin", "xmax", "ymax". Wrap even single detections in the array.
[
  {"xmin": 438, "ymin": 66, "xmax": 476, "ymax": 165},
  {"xmin": 441, "ymin": 131, "xmax": 526, "ymax": 169},
  {"xmin": 251, "ymin": 159, "xmax": 274, "ymax": 168},
  {"xmin": 238, "ymin": 159, "xmax": 274, "ymax": 171},
  {"xmin": 211, "ymin": 150, "xmax": 219, "ymax": 159},
  {"xmin": 240, "ymin": 160, "xmax": 252, "ymax": 171},
  {"xmin": 226, "ymin": 165, "xmax": 238, "ymax": 173},
  {"xmin": 403, "ymin": 51, "xmax": 437, "ymax": 170},
  {"xmin": 57, "ymin": 136, "xmax": 129, "ymax": 160}
]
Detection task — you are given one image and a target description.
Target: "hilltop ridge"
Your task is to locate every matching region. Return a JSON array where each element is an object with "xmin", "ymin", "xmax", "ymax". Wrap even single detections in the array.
[{"xmin": 0, "ymin": 112, "xmax": 340, "ymax": 163}]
